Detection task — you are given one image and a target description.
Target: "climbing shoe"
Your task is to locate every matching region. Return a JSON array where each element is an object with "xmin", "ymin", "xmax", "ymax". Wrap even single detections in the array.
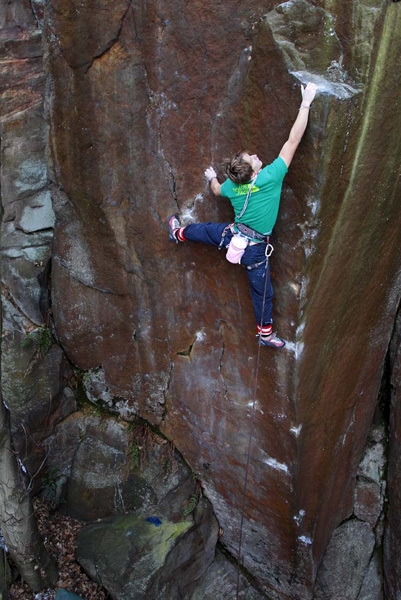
[
  {"xmin": 258, "ymin": 332, "xmax": 285, "ymax": 348},
  {"xmin": 168, "ymin": 214, "xmax": 181, "ymax": 242}
]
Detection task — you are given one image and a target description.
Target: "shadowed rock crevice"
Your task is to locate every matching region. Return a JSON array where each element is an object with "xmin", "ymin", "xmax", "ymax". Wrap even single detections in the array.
[
  {"xmin": 383, "ymin": 300, "xmax": 401, "ymax": 598},
  {"xmin": 177, "ymin": 343, "xmax": 194, "ymax": 358}
]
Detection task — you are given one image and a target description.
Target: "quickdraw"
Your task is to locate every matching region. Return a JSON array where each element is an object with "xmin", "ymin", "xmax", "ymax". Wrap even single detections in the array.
[{"xmin": 218, "ymin": 224, "xmax": 232, "ymax": 250}]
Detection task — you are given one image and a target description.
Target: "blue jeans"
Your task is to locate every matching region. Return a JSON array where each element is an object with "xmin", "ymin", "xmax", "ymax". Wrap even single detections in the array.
[{"xmin": 183, "ymin": 222, "xmax": 273, "ymax": 328}]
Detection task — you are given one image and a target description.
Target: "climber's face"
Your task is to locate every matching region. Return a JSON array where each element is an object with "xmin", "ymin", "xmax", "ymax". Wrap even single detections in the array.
[{"xmin": 242, "ymin": 153, "xmax": 262, "ymax": 175}]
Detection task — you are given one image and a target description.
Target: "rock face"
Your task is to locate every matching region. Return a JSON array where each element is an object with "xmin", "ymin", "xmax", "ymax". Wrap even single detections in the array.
[
  {"xmin": 314, "ymin": 519, "xmax": 376, "ymax": 600},
  {"xmin": 2, "ymin": 0, "xmax": 401, "ymax": 599},
  {"xmin": 76, "ymin": 499, "xmax": 218, "ymax": 600}
]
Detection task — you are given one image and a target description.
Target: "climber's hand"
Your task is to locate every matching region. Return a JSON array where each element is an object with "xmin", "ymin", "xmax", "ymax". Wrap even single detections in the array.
[
  {"xmin": 204, "ymin": 166, "xmax": 217, "ymax": 181},
  {"xmin": 301, "ymin": 82, "xmax": 318, "ymax": 107}
]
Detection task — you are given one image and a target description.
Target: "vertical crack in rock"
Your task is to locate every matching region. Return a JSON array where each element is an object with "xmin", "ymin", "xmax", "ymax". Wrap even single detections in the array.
[
  {"xmin": 64, "ymin": 416, "xmax": 88, "ymax": 482},
  {"xmin": 2, "ymin": 282, "xmax": 43, "ymax": 329},
  {"xmin": 142, "ymin": 10, "xmax": 180, "ymax": 208},
  {"xmin": 211, "ymin": 45, "xmax": 253, "ymax": 161},
  {"xmin": 145, "ymin": 87, "xmax": 179, "ymax": 206},
  {"xmin": 381, "ymin": 299, "xmax": 401, "ymax": 596},
  {"xmin": 163, "ymin": 155, "xmax": 178, "ymax": 208},
  {"xmin": 217, "ymin": 321, "xmax": 230, "ymax": 405},
  {"xmin": 160, "ymin": 360, "xmax": 174, "ymax": 423},
  {"xmin": 295, "ymin": 96, "xmax": 331, "ymax": 263},
  {"xmin": 200, "ymin": 40, "xmax": 208, "ymax": 112},
  {"xmin": 30, "ymin": 0, "xmax": 44, "ymax": 28}
]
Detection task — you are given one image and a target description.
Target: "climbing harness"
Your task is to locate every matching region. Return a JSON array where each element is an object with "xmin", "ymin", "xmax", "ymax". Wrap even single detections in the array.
[
  {"xmin": 235, "ymin": 250, "xmax": 271, "ymax": 600},
  {"xmin": 235, "ymin": 222, "xmax": 270, "ymax": 243}
]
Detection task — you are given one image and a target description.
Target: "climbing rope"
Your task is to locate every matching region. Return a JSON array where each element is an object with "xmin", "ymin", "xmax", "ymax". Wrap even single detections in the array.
[{"xmin": 235, "ymin": 255, "xmax": 271, "ymax": 599}]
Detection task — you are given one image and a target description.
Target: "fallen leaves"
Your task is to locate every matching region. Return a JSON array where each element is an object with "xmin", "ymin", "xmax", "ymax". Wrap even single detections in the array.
[{"xmin": 9, "ymin": 498, "xmax": 111, "ymax": 600}]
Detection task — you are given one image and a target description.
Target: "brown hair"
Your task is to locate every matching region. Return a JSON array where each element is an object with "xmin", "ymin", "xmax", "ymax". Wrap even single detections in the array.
[{"xmin": 222, "ymin": 152, "xmax": 254, "ymax": 185}]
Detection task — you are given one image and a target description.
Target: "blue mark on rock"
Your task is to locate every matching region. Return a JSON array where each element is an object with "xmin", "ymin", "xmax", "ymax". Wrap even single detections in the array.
[
  {"xmin": 55, "ymin": 589, "xmax": 85, "ymax": 600},
  {"xmin": 146, "ymin": 516, "xmax": 162, "ymax": 526}
]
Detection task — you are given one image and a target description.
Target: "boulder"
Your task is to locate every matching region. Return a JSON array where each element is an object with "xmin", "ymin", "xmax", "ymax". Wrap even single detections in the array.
[
  {"xmin": 44, "ymin": 412, "xmax": 204, "ymax": 524},
  {"xmin": 354, "ymin": 424, "xmax": 386, "ymax": 527},
  {"xmin": 190, "ymin": 548, "xmax": 265, "ymax": 600},
  {"xmin": 314, "ymin": 519, "xmax": 375, "ymax": 600},
  {"xmin": 76, "ymin": 498, "xmax": 218, "ymax": 599},
  {"xmin": 354, "ymin": 479, "xmax": 382, "ymax": 527},
  {"xmin": 357, "ymin": 551, "xmax": 383, "ymax": 600}
]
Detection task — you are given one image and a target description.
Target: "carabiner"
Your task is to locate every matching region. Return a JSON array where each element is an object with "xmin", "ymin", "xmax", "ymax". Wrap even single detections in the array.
[{"xmin": 265, "ymin": 243, "xmax": 274, "ymax": 258}]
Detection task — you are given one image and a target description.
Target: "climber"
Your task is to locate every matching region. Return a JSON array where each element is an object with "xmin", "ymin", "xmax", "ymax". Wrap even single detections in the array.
[{"xmin": 169, "ymin": 81, "xmax": 317, "ymax": 348}]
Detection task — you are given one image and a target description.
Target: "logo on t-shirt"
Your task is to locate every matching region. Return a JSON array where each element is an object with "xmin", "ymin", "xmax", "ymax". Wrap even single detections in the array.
[{"xmin": 234, "ymin": 183, "xmax": 260, "ymax": 195}]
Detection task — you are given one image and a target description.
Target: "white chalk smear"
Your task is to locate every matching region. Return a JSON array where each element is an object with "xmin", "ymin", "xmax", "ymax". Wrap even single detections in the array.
[
  {"xmin": 293, "ymin": 509, "xmax": 306, "ymax": 525},
  {"xmin": 290, "ymin": 424, "xmax": 302, "ymax": 437},
  {"xmin": 291, "ymin": 70, "xmax": 362, "ymax": 100},
  {"xmin": 298, "ymin": 535, "xmax": 313, "ymax": 546},
  {"xmin": 263, "ymin": 457, "xmax": 289, "ymax": 474}
]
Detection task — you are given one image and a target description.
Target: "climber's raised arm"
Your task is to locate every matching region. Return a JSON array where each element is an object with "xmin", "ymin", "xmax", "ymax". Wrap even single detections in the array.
[
  {"xmin": 204, "ymin": 166, "xmax": 222, "ymax": 196},
  {"xmin": 279, "ymin": 82, "xmax": 317, "ymax": 168}
]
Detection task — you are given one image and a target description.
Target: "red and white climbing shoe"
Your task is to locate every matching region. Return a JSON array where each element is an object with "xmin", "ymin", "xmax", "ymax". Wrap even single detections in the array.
[
  {"xmin": 168, "ymin": 214, "xmax": 181, "ymax": 242},
  {"xmin": 258, "ymin": 332, "xmax": 285, "ymax": 348}
]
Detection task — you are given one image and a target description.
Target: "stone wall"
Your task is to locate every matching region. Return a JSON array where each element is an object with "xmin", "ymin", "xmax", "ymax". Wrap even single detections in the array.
[{"xmin": 1, "ymin": 0, "xmax": 401, "ymax": 598}]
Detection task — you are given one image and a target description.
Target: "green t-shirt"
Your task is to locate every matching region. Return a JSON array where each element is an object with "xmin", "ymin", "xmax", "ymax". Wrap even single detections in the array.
[{"xmin": 220, "ymin": 156, "xmax": 288, "ymax": 235}]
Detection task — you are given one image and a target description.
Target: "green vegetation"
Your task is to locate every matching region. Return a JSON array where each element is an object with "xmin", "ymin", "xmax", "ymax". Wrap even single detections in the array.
[
  {"xmin": 127, "ymin": 439, "xmax": 141, "ymax": 469},
  {"xmin": 182, "ymin": 493, "xmax": 199, "ymax": 516},
  {"xmin": 21, "ymin": 325, "xmax": 52, "ymax": 374},
  {"xmin": 126, "ymin": 421, "xmax": 178, "ymax": 479},
  {"xmin": 21, "ymin": 325, "xmax": 52, "ymax": 358}
]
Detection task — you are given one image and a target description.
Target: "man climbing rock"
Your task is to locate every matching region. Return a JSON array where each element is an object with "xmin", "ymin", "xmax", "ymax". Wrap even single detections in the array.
[{"xmin": 169, "ymin": 82, "xmax": 317, "ymax": 348}]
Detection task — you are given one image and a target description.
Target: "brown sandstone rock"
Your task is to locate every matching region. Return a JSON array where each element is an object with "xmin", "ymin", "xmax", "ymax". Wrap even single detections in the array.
[
  {"xmin": 44, "ymin": 0, "xmax": 401, "ymax": 597},
  {"xmin": 2, "ymin": 0, "xmax": 401, "ymax": 598}
]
